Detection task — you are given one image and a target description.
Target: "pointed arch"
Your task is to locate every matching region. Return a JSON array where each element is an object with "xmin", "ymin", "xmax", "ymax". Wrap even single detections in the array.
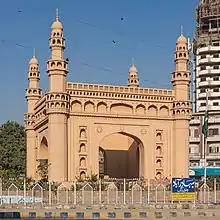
[
  {"xmin": 159, "ymin": 105, "xmax": 169, "ymax": 117},
  {"xmin": 38, "ymin": 136, "xmax": 48, "ymax": 159},
  {"xmin": 110, "ymin": 103, "xmax": 133, "ymax": 115},
  {"xmin": 71, "ymin": 100, "xmax": 82, "ymax": 112},
  {"xmin": 97, "ymin": 102, "xmax": 107, "ymax": 113},
  {"xmin": 84, "ymin": 101, "xmax": 95, "ymax": 112},
  {"xmin": 136, "ymin": 104, "xmax": 146, "ymax": 115},
  {"xmin": 148, "ymin": 105, "xmax": 157, "ymax": 116}
]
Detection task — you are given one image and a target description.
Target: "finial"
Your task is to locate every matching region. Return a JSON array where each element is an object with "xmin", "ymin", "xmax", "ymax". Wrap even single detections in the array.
[
  {"xmin": 56, "ymin": 8, "xmax": 59, "ymax": 21},
  {"xmin": 33, "ymin": 48, "xmax": 36, "ymax": 58},
  {"xmin": 132, "ymin": 57, "xmax": 134, "ymax": 66},
  {"xmin": 181, "ymin": 25, "xmax": 183, "ymax": 35}
]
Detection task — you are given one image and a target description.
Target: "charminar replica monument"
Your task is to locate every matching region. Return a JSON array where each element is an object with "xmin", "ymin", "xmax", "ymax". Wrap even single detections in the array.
[{"xmin": 25, "ymin": 10, "xmax": 192, "ymax": 182}]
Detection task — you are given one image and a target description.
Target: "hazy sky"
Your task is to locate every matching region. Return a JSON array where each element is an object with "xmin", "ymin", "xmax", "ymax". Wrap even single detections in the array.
[{"xmin": 0, "ymin": 0, "xmax": 199, "ymax": 124}]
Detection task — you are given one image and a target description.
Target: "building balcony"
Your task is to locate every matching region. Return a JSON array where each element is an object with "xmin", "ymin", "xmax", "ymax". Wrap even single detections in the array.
[
  {"xmin": 198, "ymin": 80, "xmax": 220, "ymax": 87},
  {"xmin": 198, "ymin": 69, "xmax": 220, "ymax": 76},
  {"xmin": 198, "ymin": 105, "xmax": 220, "ymax": 112},
  {"xmin": 198, "ymin": 45, "xmax": 220, "ymax": 54},
  {"xmin": 207, "ymin": 153, "xmax": 220, "ymax": 160},
  {"xmin": 198, "ymin": 57, "xmax": 220, "ymax": 65},
  {"xmin": 190, "ymin": 118, "xmax": 200, "ymax": 125},
  {"xmin": 189, "ymin": 153, "xmax": 201, "ymax": 160},
  {"xmin": 198, "ymin": 92, "xmax": 220, "ymax": 99},
  {"xmin": 189, "ymin": 137, "xmax": 200, "ymax": 143}
]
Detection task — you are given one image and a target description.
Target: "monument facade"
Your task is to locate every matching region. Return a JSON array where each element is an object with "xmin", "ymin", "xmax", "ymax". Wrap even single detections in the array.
[{"xmin": 25, "ymin": 11, "xmax": 192, "ymax": 182}]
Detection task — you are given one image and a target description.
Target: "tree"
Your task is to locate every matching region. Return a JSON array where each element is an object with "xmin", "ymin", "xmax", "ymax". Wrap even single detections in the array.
[
  {"xmin": 37, "ymin": 159, "xmax": 50, "ymax": 182},
  {"xmin": 0, "ymin": 121, "xmax": 26, "ymax": 177}
]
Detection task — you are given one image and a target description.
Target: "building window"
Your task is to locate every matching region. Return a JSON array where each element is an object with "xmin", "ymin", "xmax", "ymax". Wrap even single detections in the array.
[
  {"xmin": 213, "ymin": 88, "xmax": 219, "ymax": 92},
  {"xmin": 201, "ymin": 55, "xmax": 206, "ymax": 59},
  {"xmin": 194, "ymin": 129, "xmax": 199, "ymax": 138},
  {"xmin": 209, "ymin": 128, "xmax": 219, "ymax": 136},
  {"xmin": 213, "ymin": 42, "xmax": 219, "ymax": 46},
  {"xmin": 200, "ymin": 88, "xmax": 206, "ymax": 93},
  {"xmin": 200, "ymin": 77, "xmax": 206, "ymax": 82},
  {"xmin": 214, "ymin": 65, "xmax": 219, "ymax": 69},
  {"xmin": 213, "ymin": 54, "xmax": 219, "ymax": 58},
  {"xmin": 201, "ymin": 103, "xmax": 206, "ymax": 107},
  {"xmin": 201, "ymin": 66, "xmax": 206, "ymax": 70},
  {"xmin": 209, "ymin": 146, "xmax": 220, "ymax": 153},
  {"xmin": 213, "ymin": 77, "xmax": 219, "ymax": 81},
  {"xmin": 213, "ymin": 102, "xmax": 219, "ymax": 106}
]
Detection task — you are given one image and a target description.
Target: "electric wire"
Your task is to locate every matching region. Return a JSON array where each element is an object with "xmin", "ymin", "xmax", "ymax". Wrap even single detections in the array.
[
  {"xmin": 0, "ymin": 36, "xmax": 192, "ymax": 94},
  {"xmin": 0, "ymin": 6, "xmax": 192, "ymax": 94}
]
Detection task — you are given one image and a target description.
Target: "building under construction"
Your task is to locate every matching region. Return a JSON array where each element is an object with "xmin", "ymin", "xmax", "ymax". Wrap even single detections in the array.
[
  {"xmin": 196, "ymin": 0, "xmax": 220, "ymax": 46},
  {"xmin": 189, "ymin": 0, "xmax": 220, "ymax": 177}
]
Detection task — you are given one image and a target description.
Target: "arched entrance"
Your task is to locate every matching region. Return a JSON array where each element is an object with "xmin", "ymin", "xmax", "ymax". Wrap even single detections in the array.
[
  {"xmin": 38, "ymin": 137, "xmax": 49, "ymax": 180},
  {"xmin": 98, "ymin": 132, "xmax": 144, "ymax": 179}
]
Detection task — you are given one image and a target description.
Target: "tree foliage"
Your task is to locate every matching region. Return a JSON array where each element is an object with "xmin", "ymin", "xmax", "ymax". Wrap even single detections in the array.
[{"xmin": 0, "ymin": 121, "xmax": 26, "ymax": 177}]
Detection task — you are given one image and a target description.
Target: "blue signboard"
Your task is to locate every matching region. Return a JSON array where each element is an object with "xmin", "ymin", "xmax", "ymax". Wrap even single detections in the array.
[{"xmin": 172, "ymin": 178, "xmax": 195, "ymax": 201}]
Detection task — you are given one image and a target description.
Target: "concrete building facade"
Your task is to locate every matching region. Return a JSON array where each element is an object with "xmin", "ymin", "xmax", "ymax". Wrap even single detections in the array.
[
  {"xmin": 189, "ymin": 0, "xmax": 220, "ymax": 169},
  {"xmin": 25, "ymin": 11, "xmax": 192, "ymax": 182}
]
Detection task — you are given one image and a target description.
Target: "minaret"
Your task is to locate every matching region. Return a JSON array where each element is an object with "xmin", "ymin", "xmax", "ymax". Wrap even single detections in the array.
[
  {"xmin": 128, "ymin": 57, "xmax": 139, "ymax": 87},
  {"xmin": 25, "ymin": 49, "xmax": 42, "ymax": 178},
  {"xmin": 171, "ymin": 29, "xmax": 192, "ymax": 178},
  {"xmin": 46, "ymin": 9, "xmax": 70, "ymax": 181}
]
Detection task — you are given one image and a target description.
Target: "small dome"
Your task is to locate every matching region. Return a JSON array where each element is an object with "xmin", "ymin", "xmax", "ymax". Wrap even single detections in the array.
[
  {"xmin": 51, "ymin": 20, "xmax": 63, "ymax": 30},
  {"xmin": 129, "ymin": 65, "xmax": 137, "ymax": 73},
  {"xmin": 176, "ymin": 34, "xmax": 187, "ymax": 44},
  {"xmin": 29, "ymin": 57, "xmax": 38, "ymax": 65}
]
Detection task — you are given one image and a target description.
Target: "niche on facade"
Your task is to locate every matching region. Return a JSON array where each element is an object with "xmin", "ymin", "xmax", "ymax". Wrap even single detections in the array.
[
  {"xmin": 156, "ymin": 131, "xmax": 162, "ymax": 142},
  {"xmin": 79, "ymin": 127, "xmax": 87, "ymax": 139},
  {"xmin": 80, "ymin": 171, "xmax": 86, "ymax": 179},
  {"xmin": 156, "ymin": 171, "xmax": 162, "ymax": 180},
  {"xmin": 156, "ymin": 146, "xmax": 162, "ymax": 155},
  {"xmin": 80, "ymin": 157, "xmax": 86, "ymax": 167},
  {"xmin": 148, "ymin": 105, "xmax": 157, "ymax": 116},
  {"xmin": 79, "ymin": 143, "xmax": 86, "ymax": 153},
  {"xmin": 136, "ymin": 104, "xmax": 146, "ymax": 115},
  {"xmin": 156, "ymin": 159, "xmax": 162, "ymax": 168}
]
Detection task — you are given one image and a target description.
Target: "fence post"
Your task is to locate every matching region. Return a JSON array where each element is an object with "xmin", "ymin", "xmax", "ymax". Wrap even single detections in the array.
[
  {"xmin": 99, "ymin": 179, "xmax": 101, "ymax": 204},
  {"xmin": 147, "ymin": 179, "xmax": 150, "ymax": 204},
  {"xmin": 23, "ymin": 178, "xmax": 26, "ymax": 206},
  {"xmin": 48, "ymin": 181, "xmax": 51, "ymax": 206},
  {"xmin": 0, "ymin": 178, "xmax": 2, "ymax": 205},
  {"xmin": 123, "ymin": 178, "xmax": 126, "ymax": 205},
  {"xmin": 73, "ymin": 181, "xmax": 76, "ymax": 205},
  {"xmin": 214, "ymin": 178, "xmax": 217, "ymax": 204}
]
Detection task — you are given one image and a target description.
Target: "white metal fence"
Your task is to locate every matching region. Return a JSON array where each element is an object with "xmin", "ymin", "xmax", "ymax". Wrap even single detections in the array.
[{"xmin": 0, "ymin": 178, "xmax": 219, "ymax": 205}]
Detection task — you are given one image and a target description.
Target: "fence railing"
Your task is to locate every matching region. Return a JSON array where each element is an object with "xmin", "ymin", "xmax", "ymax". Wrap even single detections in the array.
[{"xmin": 0, "ymin": 178, "xmax": 219, "ymax": 206}]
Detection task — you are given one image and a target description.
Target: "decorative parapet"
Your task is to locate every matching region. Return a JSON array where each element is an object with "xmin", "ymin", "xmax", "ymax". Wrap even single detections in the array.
[{"xmin": 66, "ymin": 82, "xmax": 174, "ymax": 102}]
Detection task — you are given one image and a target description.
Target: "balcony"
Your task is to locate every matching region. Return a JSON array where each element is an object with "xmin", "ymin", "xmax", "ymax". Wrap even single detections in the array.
[
  {"xmin": 207, "ymin": 136, "xmax": 220, "ymax": 142},
  {"xmin": 189, "ymin": 153, "xmax": 201, "ymax": 160},
  {"xmin": 198, "ymin": 92, "xmax": 220, "ymax": 99},
  {"xmin": 207, "ymin": 153, "xmax": 220, "ymax": 160},
  {"xmin": 198, "ymin": 45, "xmax": 220, "ymax": 53},
  {"xmin": 198, "ymin": 57, "xmax": 220, "ymax": 65},
  {"xmin": 199, "ymin": 105, "xmax": 220, "ymax": 112},
  {"xmin": 189, "ymin": 137, "xmax": 200, "ymax": 143},
  {"xmin": 198, "ymin": 69, "xmax": 220, "ymax": 76},
  {"xmin": 198, "ymin": 80, "xmax": 220, "ymax": 87}
]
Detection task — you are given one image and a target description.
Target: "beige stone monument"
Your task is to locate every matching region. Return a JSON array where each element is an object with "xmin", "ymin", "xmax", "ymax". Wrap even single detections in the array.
[{"xmin": 25, "ymin": 10, "xmax": 192, "ymax": 182}]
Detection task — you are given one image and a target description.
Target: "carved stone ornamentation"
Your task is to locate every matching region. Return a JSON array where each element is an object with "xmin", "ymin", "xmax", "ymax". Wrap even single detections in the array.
[
  {"xmin": 141, "ymin": 128, "xmax": 147, "ymax": 135},
  {"xmin": 96, "ymin": 126, "xmax": 103, "ymax": 133}
]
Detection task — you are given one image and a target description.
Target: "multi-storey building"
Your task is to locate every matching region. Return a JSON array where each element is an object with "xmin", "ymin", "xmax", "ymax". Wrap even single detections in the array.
[{"xmin": 190, "ymin": 0, "xmax": 220, "ymax": 172}]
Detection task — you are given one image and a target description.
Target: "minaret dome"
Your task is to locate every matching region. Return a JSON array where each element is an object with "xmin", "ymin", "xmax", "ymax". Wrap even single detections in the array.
[
  {"xmin": 176, "ymin": 34, "xmax": 187, "ymax": 45},
  {"xmin": 128, "ymin": 57, "xmax": 139, "ymax": 87},
  {"xmin": 51, "ymin": 8, "xmax": 63, "ymax": 30}
]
